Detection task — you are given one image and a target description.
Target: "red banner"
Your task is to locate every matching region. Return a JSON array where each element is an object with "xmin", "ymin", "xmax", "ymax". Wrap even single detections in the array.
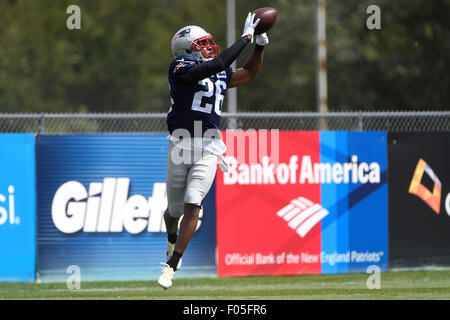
[{"xmin": 216, "ymin": 131, "xmax": 321, "ymax": 277}]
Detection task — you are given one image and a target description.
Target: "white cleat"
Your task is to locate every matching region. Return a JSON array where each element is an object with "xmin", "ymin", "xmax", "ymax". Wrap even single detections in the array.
[
  {"xmin": 157, "ymin": 263, "xmax": 175, "ymax": 290},
  {"xmin": 167, "ymin": 241, "xmax": 182, "ymax": 271}
]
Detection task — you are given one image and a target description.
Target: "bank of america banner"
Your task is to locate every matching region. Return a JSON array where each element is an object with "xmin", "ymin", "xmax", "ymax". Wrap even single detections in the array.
[
  {"xmin": 36, "ymin": 135, "xmax": 217, "ymax": 282},
  {"xmin": 216, "ymin": 131, "xmax": 388, "ymax": 277}
]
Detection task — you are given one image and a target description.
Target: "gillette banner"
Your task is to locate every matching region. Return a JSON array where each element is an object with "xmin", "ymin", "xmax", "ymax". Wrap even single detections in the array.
[
  {"xmin": 36, "ymin": 135, "xmax": 217, "ymax": 282},
  {"xmin": 216, "ymin": 131, "xmax": 388, "ymax": 277}
]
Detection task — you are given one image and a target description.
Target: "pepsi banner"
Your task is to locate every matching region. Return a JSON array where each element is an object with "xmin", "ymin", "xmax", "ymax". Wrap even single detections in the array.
[
  {"xmin": 36, "ymin": 135, "xmax": 217, "ymax": 282},
  {"xmin": 388, "ymin": 132, "xmax": 450, "ymax": 268},
  {"xmin": 0, "ymin": 134, "xmax": 36, "ymax": 282},
  {"xmin": 216, "ymin": 131, "xmax": 388, "ymax": 277}
]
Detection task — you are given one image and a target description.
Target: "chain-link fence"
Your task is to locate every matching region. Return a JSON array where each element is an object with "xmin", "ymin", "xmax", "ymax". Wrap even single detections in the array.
[{"xmin": 0, "ymin": 111, "xmax": 449, "ymax": 134}]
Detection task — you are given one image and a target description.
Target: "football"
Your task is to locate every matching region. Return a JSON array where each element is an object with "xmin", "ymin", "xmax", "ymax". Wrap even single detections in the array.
[{"xmin": 253, "ymin": 7, "xmax": 278, "ymax": 35}]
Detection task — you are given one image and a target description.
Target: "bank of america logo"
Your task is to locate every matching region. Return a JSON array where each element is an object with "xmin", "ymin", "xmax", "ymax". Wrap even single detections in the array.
[{"xmin": 276, "ymin": 197, "xmax": 329, "ymax": 237}]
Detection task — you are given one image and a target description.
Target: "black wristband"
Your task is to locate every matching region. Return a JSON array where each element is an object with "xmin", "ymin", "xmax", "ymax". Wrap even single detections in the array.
[
  {"xmin": 255, "ymin": 44, "xmax": 265, "ymax": 52},
  {"xmin": 241, "ymin": 35, "xmax": 251, "ymax": 44}
]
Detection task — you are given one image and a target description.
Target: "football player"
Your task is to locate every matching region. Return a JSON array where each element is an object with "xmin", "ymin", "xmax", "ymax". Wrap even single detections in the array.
[{"xmin": 157, "ymin": 12, "xmax": 269, "ymax": 289}]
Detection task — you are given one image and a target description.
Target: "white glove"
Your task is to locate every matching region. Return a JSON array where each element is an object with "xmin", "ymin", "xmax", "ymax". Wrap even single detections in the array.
[
  {"xmin": 241, "ymin": 12, "xmax": 260, "ymax": 43},
  {"xmin": 255, "ymin": 33, "xmax": 269, "ymax": 46}
]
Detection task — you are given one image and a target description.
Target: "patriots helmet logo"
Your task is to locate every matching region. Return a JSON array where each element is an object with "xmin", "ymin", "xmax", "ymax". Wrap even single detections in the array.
[{"xmin": 173, "ymin": 28, "xmax": 191, "ymax": 42}]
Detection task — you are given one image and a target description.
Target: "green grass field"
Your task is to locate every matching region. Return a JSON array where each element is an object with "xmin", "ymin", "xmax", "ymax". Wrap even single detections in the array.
[{"xmin": 1, "ymin": 270, "xmax": 449, "ymax": 300}]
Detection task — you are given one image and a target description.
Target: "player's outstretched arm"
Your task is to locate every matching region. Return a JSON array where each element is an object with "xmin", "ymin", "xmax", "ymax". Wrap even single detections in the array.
[
  {"xmin": 228, "ymin": 33, "xmax": 269, "ymax": 88},
  {"xmin": 186, "ymin": 36, "xmax": 250, "ymax": 83},
  {"xmin": 186, "ymin": 13, "xmax": 260, "ymax": 83}
]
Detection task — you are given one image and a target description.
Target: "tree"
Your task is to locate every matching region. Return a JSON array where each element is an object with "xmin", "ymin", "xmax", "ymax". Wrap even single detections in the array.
[{"xmin": 0, "ymin": 0, "xmax": 448, "ymax": 113}]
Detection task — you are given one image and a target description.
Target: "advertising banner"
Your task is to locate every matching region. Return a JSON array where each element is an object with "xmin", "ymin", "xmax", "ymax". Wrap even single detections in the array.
[
  {"xmin": 36, "ymin": 135, "xmax": 217, "ymax": 281},
  {"xmin": 388, "ymin": 132, "xmax": 450, "ymax": 268},
  {"xmin": 216, "ymin": 131, "xmax": 388, "ymax": 277},
  {"xmin": 0, "ymin": 134, "xmax": 36, "ymax": 282}
]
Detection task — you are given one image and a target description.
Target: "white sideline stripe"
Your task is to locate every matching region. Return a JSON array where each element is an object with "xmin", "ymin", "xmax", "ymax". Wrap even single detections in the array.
[
  {"xmin": 297, "ymin": 208, "xmax": 329, "ymax": 238},
  {"xmin": 299, "ymin": 197, "xmax": 313, "ymax": 206},
  {"xmin": 277, "ymin": 204, "xmax": 295, "ymax": 217},
  {"xmin": 45, "ymin": 287, "xmax": 148, "ymax": 292},
  {"xmin": 287, "ymin": 204, "xmax": 322, "ymax": 229},
  {"xmin": 291, "ymin": 199, "xmax": 306, "ymax": 209},
  {"xmin": 283, "ymin": 207, "xmax": 302, "ymax": 221}
]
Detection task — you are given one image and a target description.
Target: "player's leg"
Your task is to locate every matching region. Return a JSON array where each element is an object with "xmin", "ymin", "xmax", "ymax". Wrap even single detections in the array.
[
  {"xmin": 164, "ymin": 142, "xmax": 189, "ymax": 267},
  {"xmin": 164, "ymin": 208, "xmax": 179, "ymax": 242},
  {"xmin": 166, "ymin": 151, "xmax": 218, "ymax": 271},
  {"xmin": 173, "ymin": 203, "xmax": 201, "ymax": 253},
  {"xmin": 163, "ymin": 208, "xmax": 181, "ymax": 267},
  {"xmin": 158, "ymin": 143, "xmax": 189, "ymax": 289}
]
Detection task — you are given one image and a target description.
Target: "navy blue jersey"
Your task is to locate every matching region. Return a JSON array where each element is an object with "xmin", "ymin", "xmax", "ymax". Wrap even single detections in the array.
[{"xmin": 167, "ymin": 54, "xmax": 233, "ymax": 136}]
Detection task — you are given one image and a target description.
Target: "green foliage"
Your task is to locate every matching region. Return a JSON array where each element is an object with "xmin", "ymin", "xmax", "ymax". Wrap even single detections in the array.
[
  {"xmin": 0, "ymin": 0, "xmax": 448, "ymax": 113},
  {"xmin": 326, "ymin": 0, "xmax": 450, "ymax": 111}
]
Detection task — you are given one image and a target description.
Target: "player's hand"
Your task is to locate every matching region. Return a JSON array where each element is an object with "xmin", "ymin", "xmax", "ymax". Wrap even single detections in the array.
[
  {"xmin": 241, "ymin": 12, "xmax": 260, "ymax": 43},
  {"xmin": 255, "ymin": 33, "xmax": 269, "ymax": 46}
]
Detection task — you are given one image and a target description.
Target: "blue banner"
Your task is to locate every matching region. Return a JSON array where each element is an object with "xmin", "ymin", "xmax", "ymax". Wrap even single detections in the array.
[
  {"xmin": 36, "ymin": 135, "xmax": 217, "ymax": 282},
  {"xmin": 0, "ymin": 134, "xmax": 36, "ymax": 282},
  {"xmin": 320, "ymin": 132, "xmax": 388, "ymax": 274}
]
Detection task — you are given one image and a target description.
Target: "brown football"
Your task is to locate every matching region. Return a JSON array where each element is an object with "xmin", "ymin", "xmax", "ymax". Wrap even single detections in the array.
[{"xmin": 253, "ymin": 7, "xmax": 278, "ymax": 35}]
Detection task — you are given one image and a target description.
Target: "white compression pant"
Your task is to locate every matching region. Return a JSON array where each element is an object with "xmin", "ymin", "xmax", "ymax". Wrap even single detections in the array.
[{"xmin": 166, "ymin": 141, "xmax": 218, "ymax": 218}]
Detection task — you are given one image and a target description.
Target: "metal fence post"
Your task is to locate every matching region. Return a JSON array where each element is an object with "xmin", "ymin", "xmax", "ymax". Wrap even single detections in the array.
[
  {"xmin": 358, "ymin": 112, "xmax": 364, "ymax": 131},
  {"xmin": 38, "ymin": 114, "xmax": 46, "ymax": 134}
]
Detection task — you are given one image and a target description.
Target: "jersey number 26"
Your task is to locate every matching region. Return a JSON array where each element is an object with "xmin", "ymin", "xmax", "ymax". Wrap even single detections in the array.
[{"xmin": 191, "ymin": 78, "xmax": 227, "ymax": 115}]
